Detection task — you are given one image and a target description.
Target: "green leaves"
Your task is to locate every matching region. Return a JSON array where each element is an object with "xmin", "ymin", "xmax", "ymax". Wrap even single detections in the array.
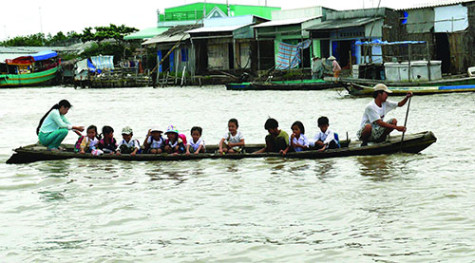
[{"xmin": 0, "ymin": 24, "xmax": 138, "ymax": 46}]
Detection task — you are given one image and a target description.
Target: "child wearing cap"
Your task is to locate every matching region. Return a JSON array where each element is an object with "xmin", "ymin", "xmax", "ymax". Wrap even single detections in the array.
[
  {"xmin": 116, "ymin": 126, "xmax": 141, "ymax": 156},
  {"xmin": 164, "ymin": 125, "xmax": 187, "ymax": 154},
  {"xmin": 143, "ymin": 127, "xmax": 164, "ymax": 154}
]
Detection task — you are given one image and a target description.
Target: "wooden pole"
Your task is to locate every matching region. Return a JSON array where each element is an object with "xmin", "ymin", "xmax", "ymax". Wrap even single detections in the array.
[
  {"xmin": 408, "ymin": 44, "xmax": 412, "ymax": 81},
  {"xmin": 400, "ymin": 97, "xmax": 412, "ymax": 151}
]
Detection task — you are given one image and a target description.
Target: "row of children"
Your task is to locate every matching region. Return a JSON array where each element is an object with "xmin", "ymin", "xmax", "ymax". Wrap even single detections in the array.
[{"xmin": 75, "ymin": 116, "xmax": 339, "ymax": 156}]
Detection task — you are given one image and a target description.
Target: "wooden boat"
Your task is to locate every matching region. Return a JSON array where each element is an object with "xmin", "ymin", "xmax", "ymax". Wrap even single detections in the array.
[
  {"xmin": 6, "ymin": 131, "xmax": 436, "ymax": 164},
  {"xmin": 0, "ymin": 50, "xmax": 60, "ymax": 88},
  {"xmin": 226, "ymin": 79, "xmax": 342, "ymax": 91},
  {"xmin": 345, "ymin": 82, "xmax": 475, "ymax": 96},
  {"xmin": 340, "ymin": 76, "xmax": 475, "ymax": 88},
  {"xmin": 0, "ymin": 67, "xmax": 60, "ymax": 87}
]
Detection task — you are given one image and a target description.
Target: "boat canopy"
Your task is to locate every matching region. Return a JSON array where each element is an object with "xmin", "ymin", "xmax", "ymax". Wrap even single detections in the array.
[
  {"xmin": 32, "ymin": 50, "xmax": 58, "ymax": 61},
  {"xmin": 5, "ymin": 50, "xmax": 58, "ymax": 65}
]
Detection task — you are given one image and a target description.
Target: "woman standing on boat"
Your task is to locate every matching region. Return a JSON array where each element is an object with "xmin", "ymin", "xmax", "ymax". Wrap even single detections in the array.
[{"xmin": 36, "ymin": 99, "xmax": 84, "ymax": 151}]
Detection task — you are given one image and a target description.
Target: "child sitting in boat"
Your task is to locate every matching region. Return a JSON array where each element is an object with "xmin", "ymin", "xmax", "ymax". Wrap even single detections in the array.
[
  {"xmin": 143, "ymin": 127, "xmax": 164, "ymax": 154},
  {"xmin": 219, "ymin": 118, "xmax": 245, "ymax": 154},
  {"xmin": 253, "ymin": 118, "xmax": 289, "ymax": 154},
  {"xmin": 281, "ymin": 121, "xmax": 309, "ymax": 155},
  {"xmin": 310, "ymin": 116, "xmax": 340, "ymax": 151},
  {"xmin": 186, "ymin": 126, "xmax": 205, "ymax": 155},
  {"xmin": 76, "ymin": 125, "xmax": 102, "ymax": 155},
  {"xmin": 164, "ymin": 125, "xmax": 187, "ymax": 154},
  {"xmin": 98, "ymin": 125, "xmax": 117, "ymax": 154},
  {"xmin": 116, "ymin": 126, "xmax": 140, "ymax": 156}
]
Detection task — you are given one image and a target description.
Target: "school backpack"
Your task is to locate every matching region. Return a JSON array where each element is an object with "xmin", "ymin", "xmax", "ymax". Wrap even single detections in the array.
[{"xmin": 74, "ymin": 136, "xmax": 85, "ymax": 152}]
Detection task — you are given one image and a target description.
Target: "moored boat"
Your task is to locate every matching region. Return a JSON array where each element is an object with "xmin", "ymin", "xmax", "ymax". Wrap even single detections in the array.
[
  {"xmin": 345, "ymin": 82, "xmax": 475, "ymax": 96},
  {"xmin": 226, "ymin": 79, "xmax": 343, "ymax": 91},
  {"xmin": 6, "ymin": 131, "xmax": 436, "ymax": 164},
  {"xmin": 0, "ymin": 50, "xmax": 61, "ymax": 88}
]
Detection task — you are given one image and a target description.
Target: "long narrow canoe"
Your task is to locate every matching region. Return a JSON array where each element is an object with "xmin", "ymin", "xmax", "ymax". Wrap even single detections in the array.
[
  {"xmin": 346, "ymin": 82, "xmax": 475, "ymax": 96},
  {"xmin": 340, "ymin": 76, "xmax": 475, "ymax": 88},
  {"xmin": 0, "ymin": 66, "xmax": 60, "ymax": 87},
  {"xmin": 6, "ymin": 131, "xmax": 436, "ymax": 164},
  {"xmin": 226, "ymin": 79, "xmax": 342, "ymax": 91}
]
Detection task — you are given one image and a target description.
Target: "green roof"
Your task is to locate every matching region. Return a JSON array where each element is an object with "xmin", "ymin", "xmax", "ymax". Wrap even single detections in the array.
[
  {"xmin": 161, "ymin": 3, "xmax": 280, "ymax": 21},
  {"xmin": 123, "ymin": 27, "xmax": 169, "ymax": 40}
]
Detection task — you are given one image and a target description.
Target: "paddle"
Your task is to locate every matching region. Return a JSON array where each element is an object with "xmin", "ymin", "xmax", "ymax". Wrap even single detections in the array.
[{"xmin": 400, "ymin": 96, "xmax": 412, "ymax": 151}]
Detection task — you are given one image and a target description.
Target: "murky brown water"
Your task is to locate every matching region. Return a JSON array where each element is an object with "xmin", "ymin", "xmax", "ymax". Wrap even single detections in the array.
[{"xmin": 0, "ymin": 86, "xmax": 474, "ymax": 262}]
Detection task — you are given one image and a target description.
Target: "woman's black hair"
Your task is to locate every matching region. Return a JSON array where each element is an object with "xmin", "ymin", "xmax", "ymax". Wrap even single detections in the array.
[
  {"xmin": 291, "ymin": 121, "xmax": 305, "ymax": 134},
  {"xmin": 191, "ymin": 126, "xmax": 203, "ymax": 135},
  {"xmin": 36, "ymin": 99, "xmax": 72, "ymax": 135},
  {"xmin": 228, "ymin": 118, "xmax": 239, "ymax": 128}
]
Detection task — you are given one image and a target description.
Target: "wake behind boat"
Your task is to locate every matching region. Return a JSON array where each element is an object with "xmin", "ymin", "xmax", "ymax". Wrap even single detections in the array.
[{"xmin": 6, "ymin": 131, "xmax": 436, "ymax": 164}]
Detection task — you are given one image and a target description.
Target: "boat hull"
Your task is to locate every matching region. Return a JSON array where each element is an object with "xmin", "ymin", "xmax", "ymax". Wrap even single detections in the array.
[
  {"xmin": 0, "ymin": 66, "xmax": 60, "ymax": 87},
  {"xmin": 226, "ymin": 80, "xmax": 342, "ymax": 91},
  {"xmin": 6, "ymin": 131, "xmax": 436, "ymax": 164},
  {"xmin": 346, "ymin": 82, "xmax": 475, "ymax": 96}
]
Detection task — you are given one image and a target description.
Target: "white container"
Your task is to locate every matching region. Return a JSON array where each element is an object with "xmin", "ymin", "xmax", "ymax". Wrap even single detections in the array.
[
  {"xmin": 411, "ymin": 60, "xmax": 429, "ymax": 81},
  {"xmin": 399, "ymin": 62, "xmax": 410, "ymax": 81},
  {"xmin": 352, "ymin": 64, "xmax": 359, "ymax": 78},
  {"xmin": 429, "ymin": 60, "xmax": 442, "ymax": 80},
  {"xmin": 384, "ymin": 62, "xmax": 400, "ymax": 81}
]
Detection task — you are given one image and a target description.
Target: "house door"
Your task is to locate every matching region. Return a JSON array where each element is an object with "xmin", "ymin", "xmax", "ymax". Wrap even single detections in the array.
[
  {"xmin": 332, "ymin": 40, "xmax": 354, "ymax": 69},
  {"xmin": 435, "ymin": 33, "xmax": 450, "ymax": 74}
]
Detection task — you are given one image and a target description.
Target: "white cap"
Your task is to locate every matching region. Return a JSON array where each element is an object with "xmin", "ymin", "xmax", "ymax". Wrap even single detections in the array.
[
  {"xmin": 373, "ymin": 83, "xmax": 393, "ymax": 93},
  {"xmin": 150, "ymin": 127, "xmax": 163, "ymax": 133}
]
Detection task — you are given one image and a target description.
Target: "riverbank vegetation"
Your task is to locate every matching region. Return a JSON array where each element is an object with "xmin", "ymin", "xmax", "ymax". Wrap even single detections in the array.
[{"xmin": 0, "ymin": 24, "xmax": 139, "ymax": 62}]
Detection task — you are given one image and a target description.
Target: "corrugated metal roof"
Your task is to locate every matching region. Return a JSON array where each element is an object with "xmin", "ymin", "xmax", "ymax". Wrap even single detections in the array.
[
  {"xmin": 253, "ymin": 16, "xmax": 321, "ymax": 28},
  {"xmin": 123, "ymin": 27, "xmax": 169, "ymax": 40},
  {"xmin": 142, "ymin": 33, "xmax": 190, "ymax": 46},
  {"xmin": 187, "ymin": 24, "xmax": 252, "ymax": 34},
  {"xmin": 395, "ymin": 0, "xmax": 474, "ymax": 10},
  {"xmin": 305, "ymin": 17, "xmax": 382, "ymax": 31}
]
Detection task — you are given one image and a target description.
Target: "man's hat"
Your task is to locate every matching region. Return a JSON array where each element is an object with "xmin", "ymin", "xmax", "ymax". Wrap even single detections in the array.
[{"xmin": 373, "ymin": 83, "xmax": 393, "ymax": 93}]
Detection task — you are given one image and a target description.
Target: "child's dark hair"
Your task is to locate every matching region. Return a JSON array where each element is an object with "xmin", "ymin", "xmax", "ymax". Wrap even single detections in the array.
[
  {"xmin": 99, "ymin": 125, "xmax": 114, "ymax": 141},
  {"xmin": 191, "ymin": 126, "xmax": 202, "ymax": 135},
  {"xmin": 291, "ymin": 121, "xmax": 305, "ymax": 134},
  {"xmin": 102, "ymin": 125, "xmax": 114, "ymax": 134},
  {"xmin": 228, "ymin": 118, "xmax": 239, "ymax": 128},
  {"xmin": 87, "ymin": 125, "xmax": 99, "ymax": 140},
  {"xmin": 36, "ymin": 99, "xmax": 72, "ymax": 135},
  {"xmin": 318, "ymin": 116, "xmax": 329, "ymax": 127},
  {"xmin": 264, "ymin": 118, "xmax": 278, "ymax": 129}
]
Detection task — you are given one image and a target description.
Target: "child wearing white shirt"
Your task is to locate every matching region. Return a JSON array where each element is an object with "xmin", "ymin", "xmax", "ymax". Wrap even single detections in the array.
[
  {"xmin": 310, "ymin": 116, "xmax": 340, "ymax": 152},
  {"xmin": 219, "ymin": 118, "xmax": 245, "ymax": 154},
  {"xmin": 282, "ymin": 121, "xmax": 309, "ymax": 155},
  {"xmin": 186, "ymin": 126, "xmax": 206, "ymax": 155}
]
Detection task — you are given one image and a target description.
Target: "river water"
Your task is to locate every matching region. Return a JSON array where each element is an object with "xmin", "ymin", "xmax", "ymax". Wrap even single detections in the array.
[{"xmin": 0, "ymin": 86, "xmax": 473, "ymax": 262}]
